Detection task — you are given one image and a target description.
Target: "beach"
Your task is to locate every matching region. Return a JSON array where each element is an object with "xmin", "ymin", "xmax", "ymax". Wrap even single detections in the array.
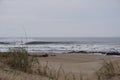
[
  {"xmin": 37, "ymin": 53, "xmax": 120, "ymax": 79},
  {"xmin": 0, "ymin": 52, "xmax": 120, "ymax": 80},
  {"xmin": 0, "ymin": 37, "xmax": 120, "ymax": 80},
  {"xmin": 0, "ymin": 0, "xmax": 120, "ymax": 79}
]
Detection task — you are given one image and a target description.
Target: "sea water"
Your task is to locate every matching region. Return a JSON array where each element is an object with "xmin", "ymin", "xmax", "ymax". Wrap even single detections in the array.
[{"xmin": 0, "ymin": 37, "xmax": 120, "ymax": 54}]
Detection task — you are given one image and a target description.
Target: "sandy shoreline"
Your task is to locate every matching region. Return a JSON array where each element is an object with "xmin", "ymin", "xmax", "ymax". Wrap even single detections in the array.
[
  {"xmin": 34, "ymin": 53, "xmax": 120, "ymax": 79},
  {"xmin": 0, "ymin": 52, "xmax": 120, "ymax": 80}
]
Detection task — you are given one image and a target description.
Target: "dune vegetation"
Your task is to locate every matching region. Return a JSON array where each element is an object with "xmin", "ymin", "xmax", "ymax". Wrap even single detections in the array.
[{"xmin": 0, "ymin": 48, "xmax": 120, "ymax": 80}]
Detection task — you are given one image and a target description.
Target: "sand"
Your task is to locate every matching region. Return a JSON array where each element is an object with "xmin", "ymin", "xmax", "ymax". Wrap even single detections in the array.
[
  {"xmin": 0, "ymin": 53, "xmax": 120, "ymax": 80},
  {"xmin": 37, "ymin": 53, "xmax": 120, "ymax": 79}
]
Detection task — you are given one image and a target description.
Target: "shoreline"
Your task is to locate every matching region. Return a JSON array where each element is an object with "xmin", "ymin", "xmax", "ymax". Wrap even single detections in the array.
[{"xmin": 27, "ymin": 51, "xmax": 120, "ymax": 57}]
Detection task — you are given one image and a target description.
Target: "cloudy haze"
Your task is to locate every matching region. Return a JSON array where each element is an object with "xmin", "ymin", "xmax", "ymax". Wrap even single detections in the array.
[{"xmin": 0, "ymin": 0, "xmax": 120, "ymax": 37}]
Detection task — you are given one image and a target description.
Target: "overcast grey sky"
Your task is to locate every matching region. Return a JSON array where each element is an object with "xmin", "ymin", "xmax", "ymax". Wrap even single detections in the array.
[{"xmin": 0, "ymin": 0, "xmax": 120, "ymax": 37}]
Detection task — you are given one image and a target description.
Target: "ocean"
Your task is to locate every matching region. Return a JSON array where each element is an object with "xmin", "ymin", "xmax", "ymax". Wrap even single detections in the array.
[{"xmin": 0, "ymin": 37, "xmax": 120, "ymax": 54}]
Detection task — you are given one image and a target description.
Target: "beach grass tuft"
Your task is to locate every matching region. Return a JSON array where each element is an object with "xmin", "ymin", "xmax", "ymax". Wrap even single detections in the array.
[
  {"xmin": 0, "ymin": 47, "xmax": 35, "ymax": 73},
  {"xmin": 95, "ymin": 60, "xmax": 120, "ymax": 80}
]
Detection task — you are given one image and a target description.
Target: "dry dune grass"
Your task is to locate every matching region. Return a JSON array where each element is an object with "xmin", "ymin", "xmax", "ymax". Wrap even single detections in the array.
[{"xmin": 95, "ymin": 60, "xmax": 120, "ymax": 80}]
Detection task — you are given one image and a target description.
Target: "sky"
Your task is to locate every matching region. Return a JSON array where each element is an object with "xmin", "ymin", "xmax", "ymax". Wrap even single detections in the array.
[{"xmin": 0, "ymin": 0, "xmax": 120, "ymax": 37}]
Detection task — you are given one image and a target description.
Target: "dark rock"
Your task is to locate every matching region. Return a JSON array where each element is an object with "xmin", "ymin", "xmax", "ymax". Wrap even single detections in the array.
[{"xmin": 106, "ymin": 52, "xmax": 120, "ymax": 55}]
